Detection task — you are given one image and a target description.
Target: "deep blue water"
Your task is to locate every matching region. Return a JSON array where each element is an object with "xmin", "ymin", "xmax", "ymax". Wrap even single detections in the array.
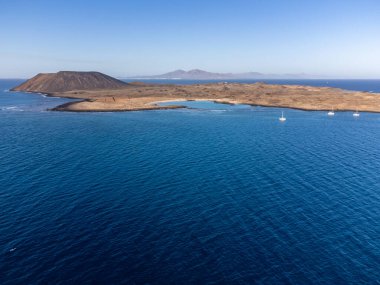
[
  {"xmin": 124, "ymin": 78, "xmax": 380, "ymax": 93},
  {"xmin": 1, "ymin": 79, "xmax": 380, "ymax": 284}
]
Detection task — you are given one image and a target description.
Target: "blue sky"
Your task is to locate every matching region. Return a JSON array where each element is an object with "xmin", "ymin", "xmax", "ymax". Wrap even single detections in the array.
[{"xmin": 1, "ymin": 0, "xmax": 380, "ymax": 78}]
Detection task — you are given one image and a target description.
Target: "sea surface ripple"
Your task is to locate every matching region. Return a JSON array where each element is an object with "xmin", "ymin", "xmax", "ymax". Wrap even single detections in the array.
[{"xmin": 0, "ymin": 80, "xmax": 380, "ymax": 284}]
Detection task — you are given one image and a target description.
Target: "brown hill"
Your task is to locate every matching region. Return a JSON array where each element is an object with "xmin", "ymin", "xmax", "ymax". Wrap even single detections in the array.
[{"xmin": 11, "ymin": 71, "xmax": 128, "ymax": 93}]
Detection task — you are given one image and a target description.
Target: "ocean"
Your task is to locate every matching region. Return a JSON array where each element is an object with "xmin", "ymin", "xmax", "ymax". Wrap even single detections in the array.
[
  {"xmin": 125, "ymin": 78, "xmax": 380, "ymax": 93},
  {"xmin": 1, "ymin": 79, "xmax": 380, "ymax": 284}
]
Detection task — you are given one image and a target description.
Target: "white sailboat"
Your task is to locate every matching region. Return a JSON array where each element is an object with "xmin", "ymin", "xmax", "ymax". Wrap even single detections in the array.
[
  {"xmin": 279, "ymin": 111, "xmax": 286, "ymax": 122},
  {"xmin": 327, "ymin": 107, "xmax": 335, "ymax": 116},
  {"xmin": 353, "ymin": 109, "xmax": 360, "ymax": 117}
]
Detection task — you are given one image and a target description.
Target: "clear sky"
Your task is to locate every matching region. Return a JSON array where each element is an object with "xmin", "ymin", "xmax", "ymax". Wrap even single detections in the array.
[{"xmin": 1, "ymin": 0, "xmax": 380, "ymax": 78}]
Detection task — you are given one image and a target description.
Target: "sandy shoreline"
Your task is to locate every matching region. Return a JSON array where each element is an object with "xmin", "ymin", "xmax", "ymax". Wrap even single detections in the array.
[{"xmin": 13, "ymin": 82, "xmax": 380, "ymax": 113}]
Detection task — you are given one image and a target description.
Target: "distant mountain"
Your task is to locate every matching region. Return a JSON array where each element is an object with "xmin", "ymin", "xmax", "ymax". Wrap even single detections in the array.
[
  {"xmin": 129, "ymin": 69, "xmax": 321, "ymax": 80},
  {"xmin": 12, "ymin": 71, "xmax": 128, "ymax": 93}
]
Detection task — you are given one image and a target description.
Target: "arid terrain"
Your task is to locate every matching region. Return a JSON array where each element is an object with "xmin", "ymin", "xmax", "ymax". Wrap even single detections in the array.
[{"xmin": 12, "ymin": 71, "xmax": 380, "ymax": 112}]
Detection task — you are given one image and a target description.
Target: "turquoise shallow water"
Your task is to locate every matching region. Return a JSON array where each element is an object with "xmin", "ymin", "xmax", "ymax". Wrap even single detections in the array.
[{"xmin": 1, "ymin": 80, "xmax": 380, "ymax": 284}]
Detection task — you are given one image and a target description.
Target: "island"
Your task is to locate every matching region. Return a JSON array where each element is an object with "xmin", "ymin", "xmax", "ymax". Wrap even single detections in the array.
[{"xmin": 11, "ymin": 71, "xmax": 380, "ymax": 112}]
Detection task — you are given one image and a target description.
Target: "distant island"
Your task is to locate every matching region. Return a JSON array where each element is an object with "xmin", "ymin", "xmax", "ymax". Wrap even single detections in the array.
[
  {"xmin": 11, "ymin": 71, "xmax": 380, "ymax": 113},
  {"xmin": 128, "ymin": 69, "xmax": 323, "ymax": 80}
]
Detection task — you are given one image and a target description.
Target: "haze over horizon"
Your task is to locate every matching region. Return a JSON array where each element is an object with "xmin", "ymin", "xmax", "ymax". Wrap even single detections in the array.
[{"xmin": 1, "ymin": 0, "xmax": 380, "ymax": 78}]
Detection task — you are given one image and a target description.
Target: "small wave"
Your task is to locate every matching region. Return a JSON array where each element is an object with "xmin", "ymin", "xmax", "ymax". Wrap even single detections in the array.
[
  {"xmin": 209, "ymin": 109, "xmax": 227, "ymax": 112},
  {"xmin": 1, "ymin": 106, "xmax": 24, "ymax": 111}
]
